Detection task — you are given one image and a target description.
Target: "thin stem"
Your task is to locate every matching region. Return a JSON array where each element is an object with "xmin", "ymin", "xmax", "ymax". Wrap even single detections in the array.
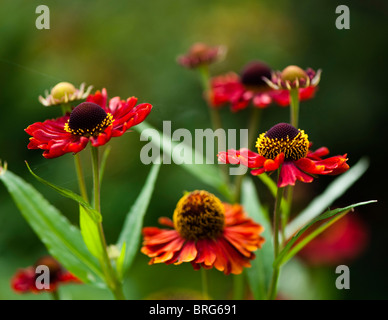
[
  {"xmin": 267, "ymin": 174, "xmax": 284, "ymax": 300},
  {"xmin": 50, "ymin": 290, "xmax": 60, "ymax": 300},
  {"xmin": 74, "ymin": 153, "xmax": 89, "ymax": 202},
  {"xmin": 273, "ymin": 185, "xmax": 284, "ymax": 258},
  {"xmin": 289, "ymin": 88, "xmax": 299, "ymax": 128},
  {"xmin": 91, "ymin": 146, "xmax": 125, "ymax": 300},
  {"xmin": 201, "ymin": 268, "xmax": 209, "ymax": 299}
]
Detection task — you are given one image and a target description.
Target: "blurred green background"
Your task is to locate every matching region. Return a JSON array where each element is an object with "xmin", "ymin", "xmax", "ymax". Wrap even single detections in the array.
[{"xmin": 0, "ymin": 0, "xmax": 387, "ymax": 300}]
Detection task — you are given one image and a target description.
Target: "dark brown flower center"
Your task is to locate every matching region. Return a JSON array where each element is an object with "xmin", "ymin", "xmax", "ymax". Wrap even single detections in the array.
[
  {"xmin": 173, "ymin": 190, "xmax": 225, "ymax": 241},
  {"xmin": 33, "ymin": 256, "xmax": 62, "ymax": 283},
  {"xmin": 64, "ymin": 102, "xmax": 113, "ymax": 136},
  {"xmin": 265, "ymin": 123, "xmax": 300, "ymax": 140},
  {"xmin": 240, "ymin": 61, "xmax": 272, "ymax": 89},
  {"xmin": 256, "ymin": 123, "xmax": 309, "ymax": 161}
]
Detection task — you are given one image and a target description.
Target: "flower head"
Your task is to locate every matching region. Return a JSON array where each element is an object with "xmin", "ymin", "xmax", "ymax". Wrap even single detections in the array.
[
  {"xmin": 26, "ymin": 89, "xmax": 152, "ymax": 158},
  {"xmin": 11, "ymin": 256, "xmax": 80, "ymax": 294},
  {"xmin": 141, "ymin": 190, "xmax": 265, "ymax": 275},
  {"xmin": 297, "ymin": 214, "xmax": 369, "ymax": 266},
  {"xmin": 210, "ymin": 60, "xmax": 274, "ymax": 112},
  {"xmin": 218, "ymin": 123, "xmax": 349, "ymax": 187},
  {"xmin": 39, "ymin": 82, "xmax": 93, "ymax": 107},
  {"xmin": 177, "ymin": 43, "xmax": 226, "ymax": 69},
  {"xmin": 263, "ymin": 65, "xmax": 321, "ymax": 91}
]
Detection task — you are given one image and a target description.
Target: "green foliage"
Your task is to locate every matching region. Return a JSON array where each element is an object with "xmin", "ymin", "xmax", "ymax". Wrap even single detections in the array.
[{"xmin": 0, "ymin": 169, "xmax": 105, "ymax": 287}]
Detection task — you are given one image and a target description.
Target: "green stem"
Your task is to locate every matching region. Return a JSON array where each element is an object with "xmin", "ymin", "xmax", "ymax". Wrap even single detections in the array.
[
  {"xmin": 289, "ymin": 88, "xmax": 299, "ymax": 128},
  {"xmin": 267, "ymin": 176, "xmax": 284, "ymax": 300},
  {"xmin": 201, "ymin": 268, "xmax": 209, "ymax": 299},
  {"xmin": 91, "ymin": 146, "xmax": 125, "ymax": 300},
  {"xmin": 51, "ymin": 290, "xmax": 60, "ymax": 300},
  {"xmin": 74, "ymin": 154, "xmax": 89, "ymax": 202},
  {"xmin": 281, "ymin": 187, "xmax": 293, "ymax": 245}
]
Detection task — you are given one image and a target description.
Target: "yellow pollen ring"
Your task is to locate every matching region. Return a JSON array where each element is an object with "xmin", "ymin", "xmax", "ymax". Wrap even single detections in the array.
[
  {"xmin": 64, "ymin": 113, "xmax": 113, "ymax": 137},
  {"xmin": 256, "ymin": 130, "xmax": 309, "ymax": 161},
  {"xmin": 173, "ymin": 190, "xmax": 225, "ymax": 241}
]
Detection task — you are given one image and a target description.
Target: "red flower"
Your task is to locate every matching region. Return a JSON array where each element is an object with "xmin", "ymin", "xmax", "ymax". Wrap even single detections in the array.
[
  {"xmin": 218, "ymin": 123, "xmax": 349, "ymax": 187},
  {"xmin": 297, "ymin": 214, "xmax": 369, "ymax": 266},
  {"xmin": 11, "ymin": 256, "xmax": 81, "ymax": 294},
  {"xmin": 210, "ymin": 62, "xmax": 317, "ymax": 112},
  {"xmin": 141, "ymin": 190, "xmax": 265, "ymax": 275},
  {"xmin": 26, "ymin": 89, "xmax": 152, "ymax": 158}
]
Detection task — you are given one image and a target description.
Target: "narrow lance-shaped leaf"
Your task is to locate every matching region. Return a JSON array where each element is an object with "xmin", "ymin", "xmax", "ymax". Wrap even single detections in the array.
[
  {"xmin": 117, "ymin": 159, "xmax": 161, "ymax": 275},
  {"xmin": 79, "ymin": 205, "xmax": 104, "ymax": 259},
  {"xmin": 0, "ymin": 168, "xmax": 105, "ymax": 287},
  {"xmin": 242, "ymin": 178, "xmax": 274, "ymax": 300},
  {"xmin": 285, "ymin": 157, "xmax": 369, "ymax": 239},
  {"xmin": 25, "ymin": 161, "xmax": 102, "ymax": 223},
  {"xmin": 275, "ymin": 200, "xmax": 377, "ymax": 268}
]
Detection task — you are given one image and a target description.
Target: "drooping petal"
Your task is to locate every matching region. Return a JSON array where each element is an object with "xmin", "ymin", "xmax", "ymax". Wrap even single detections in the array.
[{"xmin": 278, "ymin": 161, "xmax": 314, "ymax": 187}]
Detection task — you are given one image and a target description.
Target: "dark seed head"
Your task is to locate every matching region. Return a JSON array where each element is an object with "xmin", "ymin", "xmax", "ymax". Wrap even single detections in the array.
[
  {"xmin": 34, "ymin": 256, "xmax": 62, "ymax": 282},
  {"xmin": 240, "ymin": 61, "xmax": 272, "ymax": 88},
  {"xmin": 68, "ymin": 102, "xmax": 108, "ymax": 133},
  {"xmin": 265, "ymin": 123, "xmax": 300, "ymax": 140}
]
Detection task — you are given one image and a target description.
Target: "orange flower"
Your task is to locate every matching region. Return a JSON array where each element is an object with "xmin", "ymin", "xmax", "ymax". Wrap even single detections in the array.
[{"xmin": 141, "ymin": 190, "xmax": 265, "ymax": 275}]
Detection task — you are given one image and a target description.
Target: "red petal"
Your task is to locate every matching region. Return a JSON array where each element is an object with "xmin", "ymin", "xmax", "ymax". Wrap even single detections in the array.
[{"xmin": 278, "ymin": 162, "xmax": 314, "ymax": 187}]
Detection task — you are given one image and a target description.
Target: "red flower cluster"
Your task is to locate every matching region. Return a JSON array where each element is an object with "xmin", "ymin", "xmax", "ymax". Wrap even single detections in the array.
[{"xmin": 210, "ymin": 62, "xmax": 319, "ymax": 112}]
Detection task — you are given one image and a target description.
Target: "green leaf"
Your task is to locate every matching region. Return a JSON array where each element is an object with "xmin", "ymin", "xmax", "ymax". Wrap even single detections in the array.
[
  {"xmin": 275, "ymin": 200, "xmax": 377, "ymax": 268},
  {"xmin": 79, "ymin": 205, "xmax": 104, "ymax": 259},
  {"xmin": 134, "ymin": 121, "xmax": 233, "ymax": 201},
  {"xmin": 25, "ymin": 161, "xmax": 101, "ymax": 223},
  {"xmin": 0, "ymin": 169, "xmax": 105, "ymax": 287},
  {"xmin": 117, "ymin": 159, "xmax": 161, "ymax": 275},
  {"xmin": 116, "ymin": 242, "xmax": 126, "ymax": 281},
  {"xmin": 241, "ymin": 178, "xmax": 274, "ymax": 300},
  {"xmin": 285, "ymin": 157, "xmax": 369, "ymax": 239}
]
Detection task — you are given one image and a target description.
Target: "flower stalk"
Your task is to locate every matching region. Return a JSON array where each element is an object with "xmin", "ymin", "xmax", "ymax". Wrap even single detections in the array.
[
  {"xmin": 268, "ymin": 170, "xmax": 284, "ymax": 300},
  {"xmin": 91, "ymin": 146, "xmax": 125, "ymax": 300}
]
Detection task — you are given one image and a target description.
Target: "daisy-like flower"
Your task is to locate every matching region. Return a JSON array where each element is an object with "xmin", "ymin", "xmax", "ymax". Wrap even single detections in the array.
[
  {"xmin": 39, "ymin": 82, "xmax": 93, "ymax": 107},
  {"xmin": 11, "ymin": 256, "xmax": 80, "ymax": 294},
  {"xmin": 177, "ymin": 42, "xmax": 226, "ymax": 69},
  {"xmin": 26, "ymin": 88, "xmax": 152, "ymax": 158},
  {"xmin": 210, "ymin": 60, "xmax": 274, "ymax": 112},
  {"xmin": 218, "ymin": 123, "xmax": 349, "ymax": 187},
  {"xmin": 141, "ymin": 190, "xmax": 265, "ymax": 275},
  {"xmin": 262, "ymin": 65, "xmax": 321, "ymax": 106},
  {"xmin": 297, "ymin": 214, "xmax": 369, "ymax": 266}
]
